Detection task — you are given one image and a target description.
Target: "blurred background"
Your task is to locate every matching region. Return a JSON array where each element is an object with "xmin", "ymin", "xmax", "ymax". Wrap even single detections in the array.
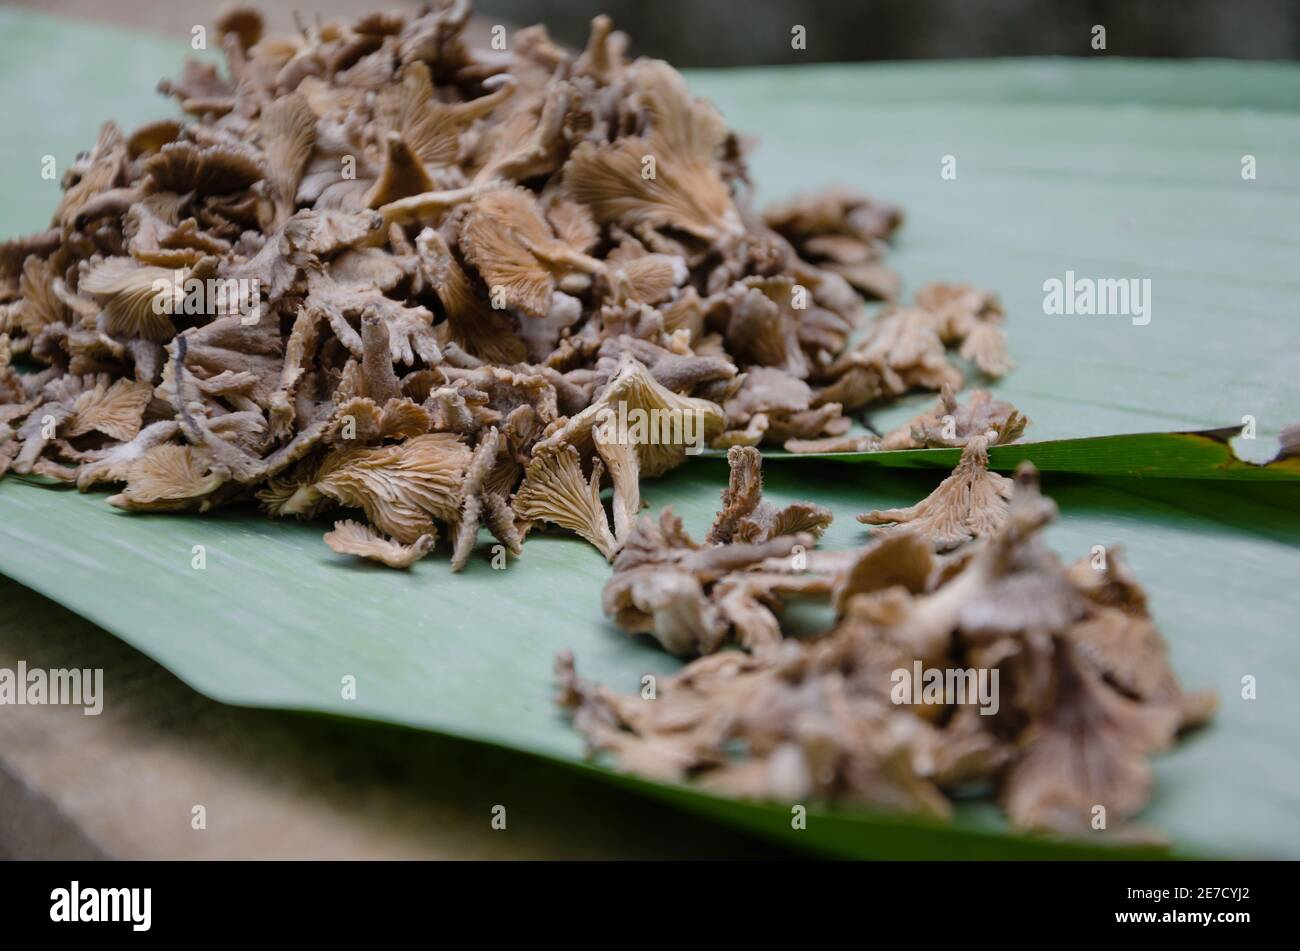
[
  {"xmin": 480, "ymin": 0, "xmax": 1300, "ymax": 64},
  {"xmin": 7, "ymin": 0, "xmax": 1299, "ymax": 63}
]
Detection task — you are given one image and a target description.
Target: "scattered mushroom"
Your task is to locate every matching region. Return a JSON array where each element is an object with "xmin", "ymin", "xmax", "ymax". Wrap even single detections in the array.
[
  {"xmin": 560, "ymin": 465, "xmax": 1215, "ymax": 838},
  {"xmin": 602, "ymin": 446, "xmax": 834, "ymax": 655}
]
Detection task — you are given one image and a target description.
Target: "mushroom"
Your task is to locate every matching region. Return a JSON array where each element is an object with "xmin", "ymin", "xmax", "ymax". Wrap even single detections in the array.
[
  {"xmin": 459, "ymin": 186, "xmax": 603, "ymax": 317},
  {"xmin": 512, "ymin": 444, "xmax": 618, "ymax": 560},
  {"xmin": 64, "ymin": 376, "xmax": 154, "ymax": 442},
  {"xmin": 364, "ymin": 133, "xmax": 437, "ymax": 209},
  {"xmin": 859, "ymin": 435, "xmax": 1012, "ymax": 550},
  {"xmin": 561, "ymin": 464, "xmax": 1215, "ymax": 837},
  {"xmin": 0, "ymin": 3, "xmax": 1025, "ymax": 581},
  {"xmin": 74, "ymin": 420, "xmax": 182, "ymax": 489},
  {"xmin": 260, "ymin": 92, "xmax": 317, "ymax": 226},
  {"xmin": 832, "ymin": 306, "xmax": 963, "ymax": 399},
  {"xmin": 143, "ymin": 141, "xmax": 263, "ymax": 197},
  {"xmin": 531, "ymin": 352, "xmax": 724, "ymax": 544},
  {"xmin": 763, "ymin": 188, "xmax": 902, "ymax": 300},
  {"xmin": 106, "ymin": 443, "xmax": 225, "ymax": 512},
  {"xmin": 449, "ymin": 427, "xmax": 523, "ymax": 572},
  {"xmin": 914, "ymin": 282, "xmax": 1012, "ymax": 378},
  {"xmin": 323, "ymin": 519, "xmax": 435, "ymax": 569},
  {"xmin": 1000, "ymin": 641, "xmax": 1182, "ymax": 833},
  {"xmin": 880, "ymin": 386, "xmax": 1029, "ymax": 450},
  {"xmin": 707, "ymin": 445, "xmax": 832, "ymax": 545},
  {"xmin": 77, "ymin": 258, "xmax": 187, "ymax": 341},
  {"xmin": 601, "ymin": 500, "xmax": 823, "ymax": 656},
  {"xmin": 785, "ymin": 434, "xmax": 879, "ymax": 453},
  {"xmin": 309, "ymin": 432, "xmax": 473, "ymax": 544}
]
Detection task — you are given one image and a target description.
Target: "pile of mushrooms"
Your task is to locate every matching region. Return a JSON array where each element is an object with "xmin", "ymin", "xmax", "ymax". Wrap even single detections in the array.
[
  {"xmin": 0, "ymin": 0, "xmax": 1211, "ymax": 840},
  {"xmin": 561, "ymin": 449, "xmax": 1216, "ymax": 837},
  {"xmin": 0, "ymin": 2, "xmax": 1021, "ymax": 570}
]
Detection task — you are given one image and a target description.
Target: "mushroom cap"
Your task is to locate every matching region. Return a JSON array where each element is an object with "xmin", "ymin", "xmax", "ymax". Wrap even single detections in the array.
[
  {"xmin": 513, "ymin": 443, "xmax": 618, "ymax": 561},
  {"xmin": 535, "ymin": 352, "xmax": 724, "ymax": 478},
  {"xmin": 107, "ymin": 443, "xmax": 224, "ymax": 511},
  {"xmin": 313, "ymin": 432, "xmax": 472, "ymax": 543}
]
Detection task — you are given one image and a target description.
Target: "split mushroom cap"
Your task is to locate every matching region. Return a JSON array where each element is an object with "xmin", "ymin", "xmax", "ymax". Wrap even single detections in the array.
[
  {"xmin": 107, "ymin": 442, "xmax": 225, "ymax": 511},
  {"xmin": 460, "ymin": 186, "xmax": 603, "ymax": 317},
  {"xmin": 563, "ymin": 59, "xmax": 744, "ymax": 243}
]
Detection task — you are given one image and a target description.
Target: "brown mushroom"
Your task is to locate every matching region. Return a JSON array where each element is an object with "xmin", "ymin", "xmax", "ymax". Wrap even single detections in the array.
[
  {"xmin": 880, "ymin": 386, "xmax": 1029, "ymax": 450},
  {"xmin": 859, "ymin": 436, "xmax": 1012, "ymax": 550},
  {"xmin": 310, "ymin": 432, "xmax": 472, "ymax": 544},
  {"xmin": 323, "ymin": 519, "xmax": 435, "ymax": 569},
  {"xmin": 513, "ymin": 444, "xmax": 618, "ymax": 560}
]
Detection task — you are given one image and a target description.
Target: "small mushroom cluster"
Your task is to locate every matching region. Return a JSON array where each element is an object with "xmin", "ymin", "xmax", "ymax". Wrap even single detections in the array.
[
  {"xmin": 561, "ymin": 459, "xmax": 1216, "ymax": 837},
  {"xmin": 0, "ymin": 3, "xmax": 1021, "ymax": 570},
  {"xmin": 602, "ymin": 445, "xmax": 834, "ymax": 655}
]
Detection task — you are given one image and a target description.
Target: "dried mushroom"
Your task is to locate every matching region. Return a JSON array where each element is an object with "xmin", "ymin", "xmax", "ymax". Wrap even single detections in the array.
[
  {"xmin": 601, "ymin": 447, "xmax": 833, "ymax": 655},
  {"xmin": 914, "ymin": 282, "xmax": 1012, "ymax": 378},
  {"xmin": 323, "ymin": 519, "xmax": 436, "ymax": 569},
  {"xmin": 858, "ymin": 435, "xmax": 1012, "ymax": 550},
  {"xmin": 601, "ymin": 508, "xmax": 822, "ymax": 655},
  {"xmin": 763, "ymin": 188, "xmax": 903, "ymax": 300},
  {"xmin": 784, "ymin": 283, "xmax": 1016, "ymax": 454},
  {"xmin": 879, "ymin": 386, "xmax": 1028, "ymax": 451},
  {"xmin": 514, "ymin": 445, "xmax": 619, "ymax": 561},
  {"xmin": 708, "ymin": 446, "xmax": 831, "ymax": 544},
  {"xmin": 561, "ymin": 466, "xmax": 1214, "ymax": 838},
  {"xmin": 1, "ymin": 1, "xmax": 1013, "ymax": 571},
  {"xmin": 307, "ymin": 433, "xmax": 472, "ymax": 544}
]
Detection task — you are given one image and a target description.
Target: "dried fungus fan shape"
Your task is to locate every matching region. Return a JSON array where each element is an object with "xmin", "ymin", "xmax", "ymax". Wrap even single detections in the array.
[
  {"xmin": 858, "ymin": 435, "xmax": 1013, "ymax": 551},
  {"xmin": 879, "ymin": 386, "xmax": 1028, "ymax": 451},
  {"xmin": 561, "ymin": 465, "xmax": 1216, "ymax": 838},
  {"xmin": 0, "ymin": 1, "xmax": 1024, "ymax": 569}
]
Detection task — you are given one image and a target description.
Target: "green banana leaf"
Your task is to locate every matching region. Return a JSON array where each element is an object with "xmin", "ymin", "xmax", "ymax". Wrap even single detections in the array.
[
  {"xmin": 2, "ymin": 10, "xmax": 1298, "ymax": 858},
  {"xmin": 2, "ymin": 461, "xmax": 1297, "ymax": 858}
]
